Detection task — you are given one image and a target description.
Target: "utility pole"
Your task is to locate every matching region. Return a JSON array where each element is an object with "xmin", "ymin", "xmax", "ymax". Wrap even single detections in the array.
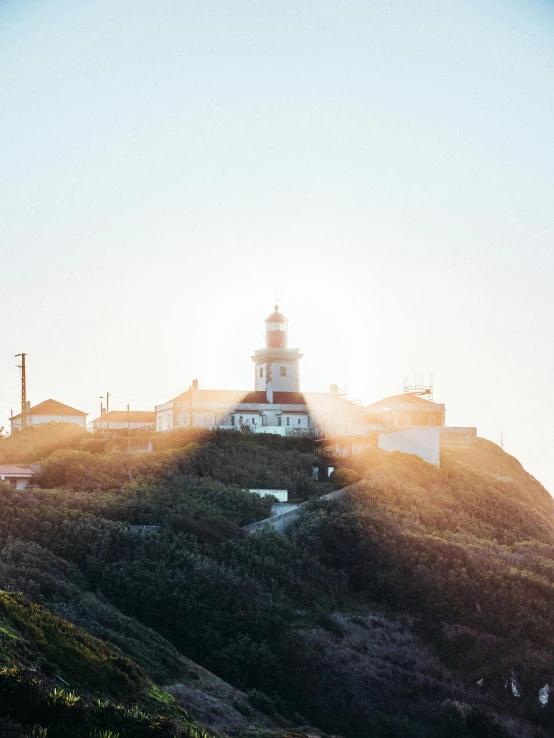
[
  {"xmin": 15, "ymin": 353, "xmax": 27, "ymax": 429},
  {"xmin": 99, "ymin": 392, "xmax": 110, "ymax": 434},
  {"xmin": 100, "ymin": 392, "xmax": 110, "ymax": 434},
  {"xmin": 127, "ymin": 403, "xmax": 130, "ymax": 452}
]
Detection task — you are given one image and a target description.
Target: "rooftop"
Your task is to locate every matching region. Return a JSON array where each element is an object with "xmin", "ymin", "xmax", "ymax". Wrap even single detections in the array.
[
  {"xmin": 11, "ymin": 399, "xmax": 87, "ymax": 421},
  {"xmin": 266, "ymin": 304, "xmax": 287, "ymax": 323},
  {"xmin": 0, "ymin": 466, "xmax": 34, "ymax": 476},
  {"xmin": 366, "ymin": 393, "xmax": 445, "ymax": 411},
  {"xmin": 91, "ymin": 410, "xmax": 156, "ymax": 424},
  {"xmin": 168, "ymin": 389, "xmax": 310, "ymax": 406}
]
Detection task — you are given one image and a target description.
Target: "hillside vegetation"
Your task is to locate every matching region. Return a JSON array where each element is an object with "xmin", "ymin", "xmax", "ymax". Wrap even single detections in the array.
[
  {"xmin": 0, "ymin": 589, "xmax": 213, "ymax": 737},
  {"xmin": 0, "ymin": 425, "xmax": 552, "ymax": 736}
]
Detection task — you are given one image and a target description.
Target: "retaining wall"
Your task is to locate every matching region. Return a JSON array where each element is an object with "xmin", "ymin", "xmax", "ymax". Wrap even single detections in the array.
[
  {"xmin": 378, "ymin": 427, "xmax": 441, "ymax": 466},
  {"xmin": 243, "ymin": 488, "xmax": 346, "ymax": 535}
]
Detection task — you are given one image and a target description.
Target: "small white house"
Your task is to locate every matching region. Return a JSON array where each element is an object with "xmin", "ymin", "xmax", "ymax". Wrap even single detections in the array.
[
  {"xmin": 0, "ymin": 466, "xmax": 34, "ymax": 489},
  {"xmin": 10, "ymin": 399, "xmax": 87, "ymax": 431}
]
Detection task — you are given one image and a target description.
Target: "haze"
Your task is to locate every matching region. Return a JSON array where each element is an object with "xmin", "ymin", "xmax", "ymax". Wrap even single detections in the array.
[{"xmin": 1, "ymin": 0, "xmax": 553, "ymax": 491}]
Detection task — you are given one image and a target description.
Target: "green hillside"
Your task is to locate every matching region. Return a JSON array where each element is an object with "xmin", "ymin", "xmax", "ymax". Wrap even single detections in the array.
[
  {"xmin": 0, "ymin": 589, "xmax": 207, "ymax": 737},
  {"xmin": 0, "ymin": 426, "xmax": 553, "ymax": 737}
]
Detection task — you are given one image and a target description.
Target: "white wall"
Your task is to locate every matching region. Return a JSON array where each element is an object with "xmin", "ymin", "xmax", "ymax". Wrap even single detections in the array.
[
  {"xmin": 254, "ymin": 359, "xmax": 300, "ymax": 392},
  {"xmin": 93, "ymin": 420, "xmax": 154, "ymax": 430},
  {"xmin": 0, "ymin": 475, "xmax": 32, "ymax": 489},
  {"xmin": 157, "ymin": 409, "xmax": 173, "ymax": 431},
  {"xmin": 11, "ymin": 415, "xmax": 85, "ymax": 430},
  {"xmin": 279, "ymin": 414, "xmax": 309, "ymax": 429},
  {"xmin": 378, "ymin": 427, "xmax": 441, "ymax": 466},
  {"xmin": 268, "ymin": 361, "xmax": 299, "ymax": 392}
]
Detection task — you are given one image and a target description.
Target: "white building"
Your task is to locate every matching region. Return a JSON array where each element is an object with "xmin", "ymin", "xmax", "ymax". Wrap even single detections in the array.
[
  {"xmin": 156, "ymin": 305, "xmax": 364, "ymax": 435},
  {"xmin": 91, "ymin": 410, "xmax": 156, "ymax": 432},
  {"xmin": 322, "ymin": 392, "xmax": 475, "ymax": 467},
  {"xmin": 10, "ymin": 399, "xmax": 87, "ymax": 431},
  {"xmin": 364, "ymin": 393, "xmax": 446, "ymax": 428},
  {"xmin": 155, "ymin": 303, "xmax": 476, "ymax": 466},
  {"xmin": 0, "ymin": 465, "xmax": 34, "ymax": 489}
]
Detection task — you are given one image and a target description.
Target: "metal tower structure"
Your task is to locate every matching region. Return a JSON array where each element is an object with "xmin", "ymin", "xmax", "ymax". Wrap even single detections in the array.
[{"xmin": 402, "ymin": 372, "xmax": 434, "ymax": 400}]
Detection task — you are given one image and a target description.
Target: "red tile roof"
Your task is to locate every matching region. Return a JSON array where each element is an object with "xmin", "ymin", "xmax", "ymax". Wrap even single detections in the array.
[
  {"xmin": 11, "ymin": 399, "xmax": 87, "ymax": 421},
  {"xmin": 266, "ymin": 305, "xmax": 288, "ymax": 323},
  {"xmin": 237, "ymin": 392, "xmax": 267, "ymax": 404},
  {"xmin": 175, "ymin": 389, "xmax": 253, "ymax": 404},
  {"xmin": 171, "ymin": 389, "xmax": 309, "ymax": 407},
  {"xmin": 91, "ymin": 411, "xmax": 155, "ymax": 424},
  {"xmin": 0, "ymin": 466, "xmax": 34, "ymax": 476},
  {"xmin": 273, "ymin": 392, "xmax": 306, "ymax": 404}
]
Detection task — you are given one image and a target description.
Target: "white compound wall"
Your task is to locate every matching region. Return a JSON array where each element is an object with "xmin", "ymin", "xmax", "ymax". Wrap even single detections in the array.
[{"xmin": 378, "ymin": 427, "xmax": 441, "ymax": 466}]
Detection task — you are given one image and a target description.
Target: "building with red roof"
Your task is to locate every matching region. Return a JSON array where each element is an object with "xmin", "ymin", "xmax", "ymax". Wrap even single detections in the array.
[
  {"xmin": 10, "ymin": 399, "xmax": 87, "ymax": 432},
  {"xmin": 0, "ymin": 465, "xmax": 34, "ymax": 490},
  {"xmin": 154, "ymin": 304, "xmax": 473, "ymax": 463},
  {"xmin": 91, "ymin": 410, "xmax": 156, "ymax": 432},
  {"xmin": 365, "ymin": 393, "xmax": 446, "ymax": 427},
  {"xmin": 155, "ymin": 305, "xmax": 364, "ymax": 435}
]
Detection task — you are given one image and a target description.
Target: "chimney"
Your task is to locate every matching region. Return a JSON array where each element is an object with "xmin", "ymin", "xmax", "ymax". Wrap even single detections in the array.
[
  {"xmin": 26, "ymin": 400, "xmax": 31, "ymax": 411},
  {"xmin": 101, "ymin": 408, "xmax": 106, "ymax": 416},
  {"xmin": 329, "ymin": 383, "xmax": 338, "ymax": 395},
  {"xmin": 192, "ymin": 379, "xmax": 199, "ymax": 390}
]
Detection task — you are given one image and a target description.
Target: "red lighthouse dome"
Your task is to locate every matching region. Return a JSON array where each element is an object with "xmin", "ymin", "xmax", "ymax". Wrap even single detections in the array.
[{"xmin": 266, "ymin": 304, "xmax": 288, "ymax": 348}]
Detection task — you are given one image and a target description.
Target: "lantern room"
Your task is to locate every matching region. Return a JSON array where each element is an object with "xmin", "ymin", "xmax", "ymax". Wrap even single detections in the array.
[{"xmin": 266, "ymin": 305, "xmax": 288, "ymax": 348}]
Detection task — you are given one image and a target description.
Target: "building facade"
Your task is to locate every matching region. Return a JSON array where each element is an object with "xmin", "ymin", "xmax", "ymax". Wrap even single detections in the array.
[
  {"xmin": 10, "ymin": 399, "xmax": 87, "ymax": 431},
  {"xmin": 91, "ymin": 410, "xmax": 156, "ymax": 432},
  {"xmin": 0, "ymin": 466, "xmax": 34, "ymax": 489},
  {"xmin": 154, "ymin": 303, "xmax": 471, "ymax": 463},
  {"xmin": 364, "ymin": 393, "xmax": 446, "ymax": 427},
  {"xmin": 156, "ymin": 306, "xmax": 364, "ymax": 435}
]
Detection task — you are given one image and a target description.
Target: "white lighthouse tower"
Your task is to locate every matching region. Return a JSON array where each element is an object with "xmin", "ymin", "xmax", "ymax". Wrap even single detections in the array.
[{"xmin": 252, "ymin": 305, "xmax": 303, "ymax": 401}]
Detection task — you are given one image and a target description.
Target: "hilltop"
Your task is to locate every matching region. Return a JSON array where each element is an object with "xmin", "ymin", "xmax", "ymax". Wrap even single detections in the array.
[{"xmin": 0, "ymin": 426, "xmax": 552, "ymax": 736}]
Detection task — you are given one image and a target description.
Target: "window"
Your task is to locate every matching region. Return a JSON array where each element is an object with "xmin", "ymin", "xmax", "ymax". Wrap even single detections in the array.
[
  {"xmin": 259, "ymin": 367, "xmax": 263, "ymax": 377},
  {"xmin": 252, "ymin": 417, "xmax": 256, "ymax": 424},
  {"xmin": 280, "ymin": 366, "xmax": 287, "ymax": 377},
  {"xmin": 278, "ymin": 416, "xmax": 282, "ymax": 426},
  {"xmin": 239, "ymin": 415, "xmax": 243, "ymax": 424},
  {"xmin": 298, "ymin": 418, "xmax": 301, "ymax": 425},
  {"xmin": 230, "ymin": 416, "xmax": 234, "ymax": 426},
  {"xmin": 286, "ymin": 417, "xmax": 290, "ymax": 426}
]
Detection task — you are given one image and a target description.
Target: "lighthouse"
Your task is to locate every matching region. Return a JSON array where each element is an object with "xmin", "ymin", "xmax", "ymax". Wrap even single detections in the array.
[{"xmin": 252, "ymin": 305, "xmax": 303, "ymax": 401}]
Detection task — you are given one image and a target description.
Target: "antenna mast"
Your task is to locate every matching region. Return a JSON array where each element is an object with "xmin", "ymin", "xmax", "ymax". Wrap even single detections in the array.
[
  {"xmin": 15, "ymin": 353, "xmax": 27, "ymax": 428},
  {"xmin": 403, "ymin": 372, "xmax": 434, "ymax": 400}
]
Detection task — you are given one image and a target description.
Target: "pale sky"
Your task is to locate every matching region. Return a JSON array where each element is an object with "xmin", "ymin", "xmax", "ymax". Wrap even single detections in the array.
[{"xmin": 1, "ymin": 0, "xmax": 554, "ymax": 491}]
